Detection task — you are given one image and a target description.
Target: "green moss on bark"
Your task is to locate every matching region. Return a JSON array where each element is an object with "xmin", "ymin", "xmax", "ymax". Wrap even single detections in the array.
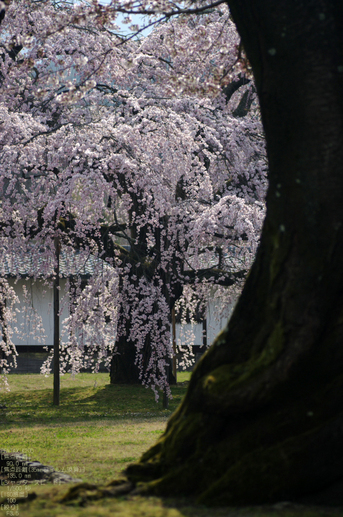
[
  {"xmin": 202, "ymin": 321, "xmax": 284, "ymax": 398},
  {"xmin": 126, "ymin": 357, "xmax": 343, "ymax": 504}
]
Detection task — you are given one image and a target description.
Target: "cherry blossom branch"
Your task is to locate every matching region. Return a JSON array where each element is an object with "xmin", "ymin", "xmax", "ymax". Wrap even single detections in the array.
[{"xmin": 184, "ymin": 267, "xmax": 247, "ymax": 286}]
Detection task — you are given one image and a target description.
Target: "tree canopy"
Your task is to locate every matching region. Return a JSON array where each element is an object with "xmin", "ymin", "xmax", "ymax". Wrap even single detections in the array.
[{"xmin": 0, "ymin": 0, "xmax": 266, "ymax": 393}]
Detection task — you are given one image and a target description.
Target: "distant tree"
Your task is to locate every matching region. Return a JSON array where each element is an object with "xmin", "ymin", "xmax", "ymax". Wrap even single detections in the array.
[{"xmin": 0, "ymin": 1, "xmax": 266, "ymax": 395}]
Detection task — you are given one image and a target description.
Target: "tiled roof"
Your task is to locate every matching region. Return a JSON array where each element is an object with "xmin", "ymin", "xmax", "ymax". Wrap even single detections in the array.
[{"xmin": 0, "ymin": 249, "xmax": 104, "ymax": 278}]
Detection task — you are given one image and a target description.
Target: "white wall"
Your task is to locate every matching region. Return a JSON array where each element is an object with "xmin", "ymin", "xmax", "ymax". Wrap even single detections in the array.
[
  {"xmin": 175, "ymin": 297, "xmax": 235, "ymax": 349},
  {"xmin": 8, "ymin": 278, "xmax": 236, "ymax": 350},
  {"xmin": 8, "ymin": 278, "xmax": 69, "ymax": 347}
]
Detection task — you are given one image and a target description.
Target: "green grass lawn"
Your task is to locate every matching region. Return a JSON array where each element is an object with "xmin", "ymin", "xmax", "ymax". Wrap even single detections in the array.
[
  {"xmin": 0, "ymin": 372, "xmax": 342, "ymax": 517},
  {"xmin": 0, "ymin": 372, "xmax": 190, "ymax": 484}
]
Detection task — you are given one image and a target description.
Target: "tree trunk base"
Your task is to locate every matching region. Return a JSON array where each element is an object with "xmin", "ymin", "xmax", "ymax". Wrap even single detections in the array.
[
  {"xmin": 110, "ymin": 343, "xmax": 142, "ymax": 384},
  {"xmin": 126, "ymin": 402, "xmax": 343, "ymax": 505},
  {"xmin": 110, "ymin": 343, "xmax": 176, "ymax": 385},
  {"xmin": 125, "ymin": 332, "xmax": 343, "ymax": 505}
]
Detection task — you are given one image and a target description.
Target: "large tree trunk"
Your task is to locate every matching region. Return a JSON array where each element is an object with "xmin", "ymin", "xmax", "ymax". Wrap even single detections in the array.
[
  {"xmin": 110, "ymin": 317, "xmax": 142, "ymax": 384},
  {"xmin": 110, "ymin": 293, "xmax": 153, "ymax": 384},
  {"xmin": 110, "ymin": 297, "xmax": 176, "ymax": 385},
  {"xmin": 125, "ymin": 0, "xmax": 343, "ymax": 505}
]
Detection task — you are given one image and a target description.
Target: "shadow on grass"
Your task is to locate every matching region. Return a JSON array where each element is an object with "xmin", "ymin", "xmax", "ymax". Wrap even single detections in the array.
[
  {"xmin": 0, "ymin": 381, "xmax": 189, "ymax": 427},
  {"xmin": 78, "ymin": 382, "xmax": 188, "ymax": 409}
]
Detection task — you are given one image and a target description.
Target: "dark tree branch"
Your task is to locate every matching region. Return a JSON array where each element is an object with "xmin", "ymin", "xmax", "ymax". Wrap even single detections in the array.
[
  {"xmin": 0, "ymin": 2, "xmax": 5, "ymax": 25},
  {"xmin": 232, "ymin": 85, "xmax": 256, "ymax": 117},
  {"xmin": 222, "ymin": 74, "xmax": 251, "ymax": 102},
  {"xmin": 184, "ymin": 267, "xmax": 246, "ymax": 286}
]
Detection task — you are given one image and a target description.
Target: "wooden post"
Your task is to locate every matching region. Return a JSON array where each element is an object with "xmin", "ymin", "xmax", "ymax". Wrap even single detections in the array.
[
  {"xmin": 53, "ymin": 237, "xmax": 60, "ymax": 406},
  {"xmin": 202, "ymin": 317, "xmax": 207, "ymax": 349},
  {"xmin": 172, "ymin": 307, "xmax": 177, "ymax": 381},
  {"xmin": 163, "ymin": 363, "xmax": 169, "ymax": 410}
]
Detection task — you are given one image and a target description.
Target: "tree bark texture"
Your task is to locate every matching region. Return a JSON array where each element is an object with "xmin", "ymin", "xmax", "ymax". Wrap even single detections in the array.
[{"xmin": 125, "ymin": 0, "xmax": 343, "ymax": 505}]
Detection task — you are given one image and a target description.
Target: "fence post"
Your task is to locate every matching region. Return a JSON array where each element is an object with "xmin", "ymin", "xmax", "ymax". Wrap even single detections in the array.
[{"xmin": 53, "ymin": 237, "xmax": 60, "ymax": 406}]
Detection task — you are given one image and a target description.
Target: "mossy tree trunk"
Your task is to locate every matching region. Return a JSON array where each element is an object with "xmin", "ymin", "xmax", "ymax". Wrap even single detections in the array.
[{"xmin": 126, "ymin": 0, "xmax": 343, "ymax": 505}]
